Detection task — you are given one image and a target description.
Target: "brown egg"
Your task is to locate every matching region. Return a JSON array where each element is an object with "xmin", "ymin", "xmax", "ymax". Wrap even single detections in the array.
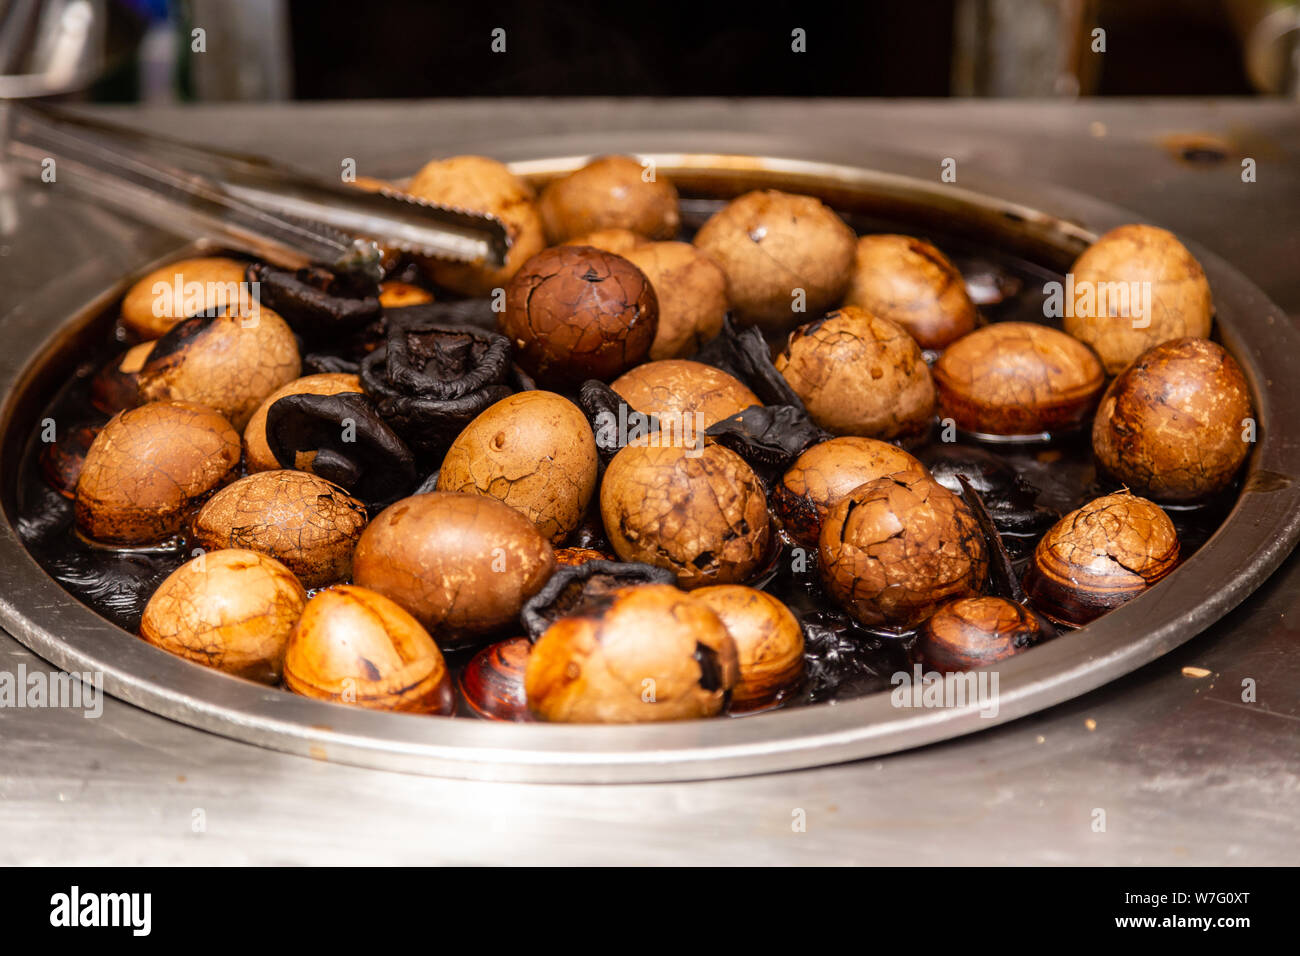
[
  {"xmin": 1064, "ymin": 224, "xmax": 1213, "ymax": 375},
  {"xmin": 611, "ymin": 360, "xmax": 759, "ymax": 429},
  {"xmin": 501, "ymin": 245, "xmax": 658, "ymax": 387},
  {"xmin": 933, "ymin": 322, "xmax": 1105, "ymax": 437},
  {"xmin": 1023, "ymin": 491, "xmax": 1179, "ymax": 626},
  {"xmin": 406, "ymin": 155, "xmax": 547, "ymax": 296},
  {"xmin": 90, "ymin": 341, "xmax": 154, "ymax": 415},
  {"xmin": 819, "ymin": 472, "xmax": 988, "ymax": 630},
  {"xmin": 538, "ymin": 155, "xmax": 680, "ymax": 243},
  {"xmin": 600, "ymin": 441, "xmax": 771, "ymax": 589},
  {"xmin": 563, "ymin": 228, "xmax": 650, "ymax": 257},
  {"xmin": 693, "ymin": 189, "xmax": 855, "ymax": 333},
  {"xmin": 776, "ymin": 306, "xmax": 936, "ymax": 441},
  {"xmin": 140, "ymin": 549, "xmax": 306, "ymax": 684},
  {"xmin": 119, "ymin": 256, "xmax": 250, "ymax": 340},
  {"xmin": 192, "ymin": 470, "xmax": 368, "ymax": 588},
  {"xmin": 915, "ymin": 596, "xmax": 1051, "ymax": 671},
  {"xmin": 459, "ymin": 636, "xmax": 533, "ymax": 721},
  {"xmin": 844, "ymin": 235, "xmax": 977, "ymax": 349},
  {"xmin": 624, "ymin": 241, "xmax": 729, "ymax": 359},
  {"xmin": 693, "ymin": 585, "xmax": 804, "ymax": 712},
  {"xmin": 352, "ymin": 492, "xmax": 556, "ymax": 646},
  {"xmin": 1092, "ymin": 338, "xmax": 1253, "ymax": 502},
  {"xmin": 75, "ymin": 401, "xmax": 241, "ymax": 545},
  {"xmin": 137, "ymin": 305, "xmax": 301, "ymax": 430},
  {"xmin": 243, "ymin": 373, "xmax": 364, "ymax": 473},
  {"xmin": 525, "ymin": 584, "xmax": 738, "ymax": 723},
  {"xmin": 436, "ymin": 390, "xmax": 598, "ymax": 543},
  {"xmin": 40, "ymin": 422, "xmax": 100, "ymax": 500},
  {"xmin": 283, "ymin": 585, "xmax": 454, "ymax": 713},
  {"xmin": 378, "ymin": 281, "xmax": 434, "ymax": 308},
  {"xmin": 773, "ymin": 436, "xmax": 925, "ymax": 547}
]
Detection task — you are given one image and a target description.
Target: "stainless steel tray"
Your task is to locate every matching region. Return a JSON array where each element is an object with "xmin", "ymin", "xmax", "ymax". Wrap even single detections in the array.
[{"xmin": 3, "ymin": 147, "xmax": 1298, "ymax": 783}]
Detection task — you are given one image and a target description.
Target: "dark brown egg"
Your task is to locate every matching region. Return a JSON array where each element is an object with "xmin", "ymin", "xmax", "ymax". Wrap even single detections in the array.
[
  {"xmin": 459, "ymin": 636, "xmax": 533, "ymax": 721},
  {"xmin": 90, "ymin": 341, "xmax": 154, "ymax": 415},
  {"xmin": 140, "ymin": 548, "xmax": 306, "ymax": 684},
  {"xmin": 773, "ymin": 436, "xmax": 925, "ymax": 548},
  {"xmin": 243, "ymin": 372, "xmax": 364, "ymax": 474},
  {"xmin": 351, "ymin": 492, "xmax": 556, "ymax": 646},
  {"xmin": 611, "ymin": 359, "xmax": 759, "ymax": 429},
  {"xmin": 283, "ymin": 585, "xmax": 454, "ymax": 713},
  {"xmin": 119, "ymin": 256, "xmax": 249, "ymax": 340},
  {"xmin": 600, "ymin": 441, "xmax": 771, "ymax": 589},
  {"xmin": 525, "ymin": 584, "xmax": 738, "ymax": 722},
  {"xmin": 1023, "ymin": 491, "xmax": 1179, "ymax": 626},
  {"xmin": 933, "ymin": 322, "xmax": 1105, "ymax": 437},
  {"xmin": 776, "ymin": 307, "xmax": 936, "ymax": 441},
  {"xmin": 819, "ymin": 472, "xmax": 988, "ymax": 630},
  {"xmin": 1092, "ymin": 338, "xmax": 1253, "ymax": 502},
  {"xmin": 844, "ymin": 234, "xmax": 977, "ymax": 349},
  {"xmin": 40, "ymin": 421, "xmax": 101, "ymax": 499},
  {"xmin": 693, "ymin": 189, "xmax": 855, "ymax": 333},
  {"xmin": 915, "ymin": 597, "xmax": 1051, "ymax": 671},
  {"xmin": 192, "ymin": 470, "xmax": 368, "ymax": 588},
  {"xmin": 538, "ymin": 155, "xmax": 681, "ymax": 243},
  {"xmin": 693, "ymin": 585, "xmax": 804, "ymax": 712},
  {"xmin": 75, "ymin": 401, "xmax": 241, "ymax": 545}
]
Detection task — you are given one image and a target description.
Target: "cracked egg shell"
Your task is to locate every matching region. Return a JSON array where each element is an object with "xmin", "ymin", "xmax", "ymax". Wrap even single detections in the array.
[
  {"xmin": 1092, "ymin": 338, "xmax": 1252, "ymax": 502},
  {"xmin": 693, "ymin": 585, "xmax": 804, "ymax": 712},
  {"xmin": 844, "ymin": 234, "xmax": 977, "ymax": 349},
  {"xmin": 933, "ymin": 322, "xmax": 1104, "ymax": 437},
  {"xmin": 693, "ymin": 189, "xmax": 855, "ymax": 333},
  {"xmin": 137, "ymin": 305, "xmax": 301, "ymax": 431},
  {"xmin": 140, "ymin": 548, "xmax": 306, "ymax": 684},
  {"xmin": 611, "ymin": 359, "xmax": 759, "ymax": 429},
  {"xmin": 916, "ymin": 596, "xmax": 1051, "ymax": 671},
  {"xmin": 283, "ymin": 585, "xmax": 454, "ymax": 714},
  {"xmin": 538, "ymin": 155, "xmax": 681, "ymax": 243},
  {"xmin": 502, "ymin": 244, "xmax": 658, "ymax": 387},
  {"xmin": 75, "ymin": 401, "xmax": 241, "ymax": 545},
  {"xmin": 436, "ymin": 390, "xmax": 598, "ymax": 544},
  {"xmin": 1023, "ymin": 491, "xmax": 1179, "ymax": 626},
  {"xmin": 524, "ymin": 583, "xmax": 738, "ymax": 723},
  {"xmin": 119, "ymin": 256, "xmax": 250, "ymax": 340},
  {"xmin": 192, "ymin": 470, "xmax": 368, "ymax": 588},
  {"xmin": 819, "ymin": 472, "xmax": 988, "ymax": 630},
  {"xmin": 406, "ymin": 155, "xmax": 547, "ymax": 296},
  {"xmin": 1064, "ymin": 224, "xmax": 1213, "ymax": 376},
  {"xmin": 776, "ymin": 306, "xmax": 936, "ymax": 441},
  {"xmin": 599, "ymin": 441, "xmax": 771, "ymax": 589},
  {"xmin": 352, "ymin": 491, "xmax": 556, "ymax": 646},
  {"xmin": 773, "ymin": 436, "xmax": 926, "ymax": 548},
  {"xmin": 243, "ymin": 372, "xmax": 364, "ymax": 474}
]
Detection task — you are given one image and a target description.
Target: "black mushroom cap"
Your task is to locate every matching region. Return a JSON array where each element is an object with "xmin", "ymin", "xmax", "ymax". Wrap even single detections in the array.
[
  {"xmin": 248, "ymin": 262, "xmax": 381, "ymax": 339},
  {"xmin": 691, "ymin": 315, "xmax": 806, "ymax": 408},
  {"xmin": 265, "ymin": 391, "xmax": 415, "ymax": 506},
  {"xmin": 577, "ymin": 380, "xmax": 661, "ymax": 464},
  {"xmin": 706, "ymin": 404, "xmax": 830, "ymax": 474},
  {"xmin": 520, "ymin": 559, "xmax": 675, "ymax": 640}
]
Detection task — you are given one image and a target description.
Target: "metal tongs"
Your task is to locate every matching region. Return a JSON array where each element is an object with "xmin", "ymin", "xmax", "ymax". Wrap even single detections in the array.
[{"xmin": 3, "ymin": 102, "xmax": 510, "ymax": 281}]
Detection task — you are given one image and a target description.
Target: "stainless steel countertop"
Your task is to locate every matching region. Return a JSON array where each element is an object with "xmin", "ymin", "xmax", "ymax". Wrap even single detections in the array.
[{"xmin": 1, "ymin": 99, "xmax": 1297, "ymax": 865}]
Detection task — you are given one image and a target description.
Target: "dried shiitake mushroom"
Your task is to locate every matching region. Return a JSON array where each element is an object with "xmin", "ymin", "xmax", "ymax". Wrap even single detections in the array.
[
  {"xmin": 819, "ymin": 472, "xmax": 988, "ymax": 630},
  {"xmin": 844, "ymin": 235, "xmax": 977, "ymax": 349},
  {"xmin": 915, "ymin": 596, "xmax": 1051, "ymax": 671},
  {"xmin": 525, "ymin": 584, "xmax": 739, "ymax": 723},
  {"xmin": 352, "ymin": 491, "xmax": 556, "ymax": 646},
  {"xmin": 775, "ymin": 307, "xmax": 936, "ymax": 441},
  {"xmin": 773, "ymin": 436, "xmax": 925, "ymax": 548},
  {"xmin": 933, "ymin": 322, "xmax": 1105, "ymax": 437},
  {"xmin": 1092, "ymin": 338, "xmax": 1253, "ymax": 502},
  {"xmin": 137, "ymin": 305, "xmax": 301, "ymax": 430},
  {"xmin": 75, "ymin": 401, "xmax": 241, "ymax": 545},
  {"xmin": 1064, "ymin": 224, "xmax": 1213, "ymax": 375},
  {"xmin": 243, "ymin": 372, "xmax": 364, "ymax": 473},
  {"xmin": 611, "ymin": 359, "xmax": 759, "ymax": 429},
  {"xmin": 600, "ymin": 441, "xmax": 771, "ymax": 589},
  {"xmin": 406, "ymin": 155, "xmax": 547, "ymax": 296},
  {"xmin": 693, "ymin": 189, "xmax": 856, "ymax": 333},
  {"xmin": 140, "ymin": 548, "xmax": 306, "ymax": 684},
  {"xmin": 283, "ymin": 585, "xmax": 454, "ymax": 714},
  {"xmin": 119, "ymin": 256, "xmax": 249, "ymax": 340},
  {"xmin": 501, "ymin": 245, "xmax": 658, "ymax": 388},
  {"xmin": 90, "ymin": 341, "xmax": 154, "ymax": 416},
  {"xmin": 538, "ymin": 155, "xmax": 680, "ymax": 243},
  {"xmin": 693, "ymin": 585, "xmax": 804, "ymax": 712},
  {"xmin": 1023, "ymin": 491, "xmax": 1179, "ymax": 626},
  {"xmin": 436, "ymin": 390, "xmax": 598, "ymax": 543},
  {"xmin": 192, "ymin": 470, "xmax": 368, "ymax": 588}
]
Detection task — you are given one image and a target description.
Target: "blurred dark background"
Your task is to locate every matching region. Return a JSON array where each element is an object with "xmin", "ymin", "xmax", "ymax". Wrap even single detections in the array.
[{"xmin": 2, "ymin": 0, "xmax": 1298, "ymax": 101}]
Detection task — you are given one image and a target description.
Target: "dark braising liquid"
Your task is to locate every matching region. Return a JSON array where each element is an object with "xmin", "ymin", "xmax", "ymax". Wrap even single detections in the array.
[{"xmin": 13, "ymin": 196, "xmax": 1237, "ymax": 714}]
